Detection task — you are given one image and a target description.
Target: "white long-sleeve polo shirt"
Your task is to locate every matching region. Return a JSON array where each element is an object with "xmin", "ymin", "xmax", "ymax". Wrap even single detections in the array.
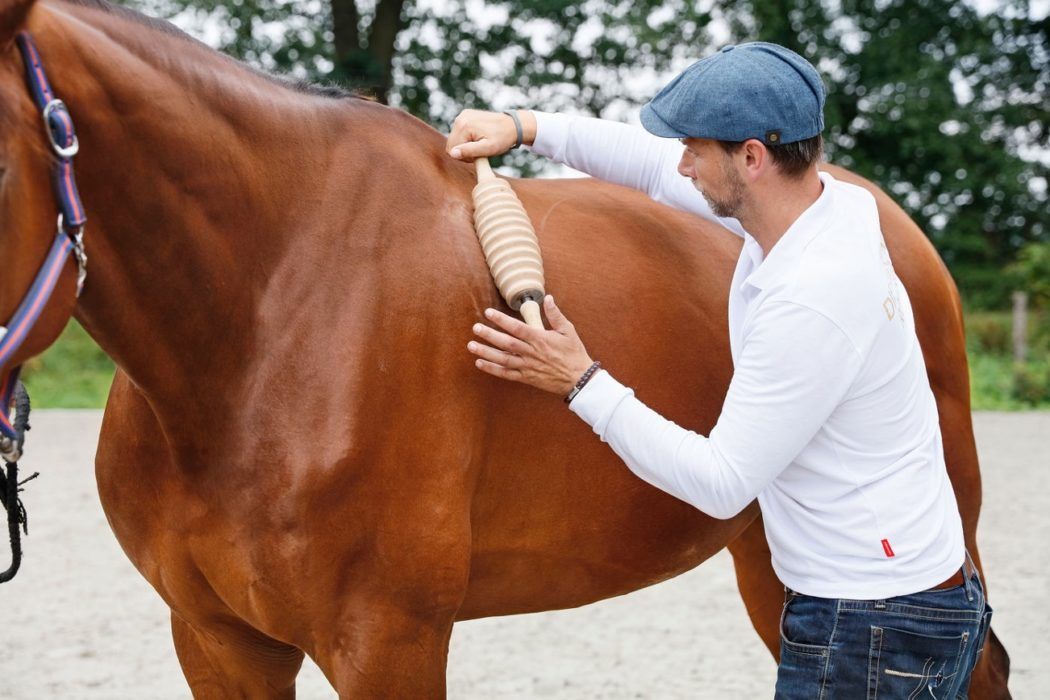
[{"xmin": 528, "ymin": 112, "xmax": 965, "ymax": 600}]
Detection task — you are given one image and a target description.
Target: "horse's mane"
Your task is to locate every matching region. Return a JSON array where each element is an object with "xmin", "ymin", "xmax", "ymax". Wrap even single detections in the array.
[{"xmin": 56, "ymin": 0, "xmax": 365, "ymax": 102}]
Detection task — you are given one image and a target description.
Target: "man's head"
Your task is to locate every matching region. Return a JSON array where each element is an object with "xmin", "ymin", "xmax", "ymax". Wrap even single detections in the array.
[{"xmin": 644, "ymin": 42, "xmax": 826, "ymax": 219}]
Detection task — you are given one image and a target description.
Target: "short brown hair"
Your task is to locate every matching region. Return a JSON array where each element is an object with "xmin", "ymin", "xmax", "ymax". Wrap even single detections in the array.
[{"xmin": 718, "ymin": 134, "xmax": 824, "ymax": 178}]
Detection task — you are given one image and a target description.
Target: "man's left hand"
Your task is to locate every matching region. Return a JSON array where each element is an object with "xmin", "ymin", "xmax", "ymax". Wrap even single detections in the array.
[{"xmin": 468, "ymin": 295, "xmax": 595, "ymax": 396}]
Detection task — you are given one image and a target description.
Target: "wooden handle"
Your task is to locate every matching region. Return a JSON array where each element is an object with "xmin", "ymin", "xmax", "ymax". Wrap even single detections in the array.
[
  {"xmin": 475, "ymin": 157, "xmax": 495, "ymax": 182},
  {"xmin": 520, "ymin": 299, "xmax": 543, "ymax": 329}
]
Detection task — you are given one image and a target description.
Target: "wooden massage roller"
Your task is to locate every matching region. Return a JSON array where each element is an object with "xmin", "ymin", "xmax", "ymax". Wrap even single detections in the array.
[{"xmin": 472, "ymin": 157, "xmax": 546, "ymax": 329}]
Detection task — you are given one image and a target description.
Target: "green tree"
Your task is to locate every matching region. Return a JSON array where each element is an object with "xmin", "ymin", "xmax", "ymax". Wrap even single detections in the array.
[
  {"xmin": 1007, "ymin": 241, "xmax": 1050, "ymax": 306},
  {"xmin": 127, "ymin": 0, "xmax": 1047, "ymax": 306}
]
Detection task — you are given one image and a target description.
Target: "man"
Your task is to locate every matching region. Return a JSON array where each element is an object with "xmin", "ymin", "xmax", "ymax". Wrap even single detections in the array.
[{"xmin": 446, "ymin": 42, "xmax": 990, "ymax": 698}]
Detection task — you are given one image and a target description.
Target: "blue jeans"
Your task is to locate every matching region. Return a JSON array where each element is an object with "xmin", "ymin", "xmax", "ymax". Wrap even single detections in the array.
[{"xmin": 774, "ymin": 557, "xmax": 992, "ymax": 699}]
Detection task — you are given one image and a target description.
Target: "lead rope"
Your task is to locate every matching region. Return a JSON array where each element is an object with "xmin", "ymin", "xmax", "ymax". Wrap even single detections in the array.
[{"xmin": 0, "ymin": 382, "xmax": 35, "ymax": 583}]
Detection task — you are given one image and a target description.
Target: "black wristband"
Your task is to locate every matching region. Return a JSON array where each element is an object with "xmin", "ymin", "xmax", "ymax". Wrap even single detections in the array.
[
  {"xmin": 565, "ymin": 361, "xmax": 602, "ymax": 404},
  {"xmin": 502, "ymin": 110, "xmax": 524, "ymax": 149}
]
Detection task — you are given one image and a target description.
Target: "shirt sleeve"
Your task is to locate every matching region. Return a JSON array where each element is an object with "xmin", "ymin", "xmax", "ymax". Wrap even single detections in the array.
[
  {"xmin": 527, "ymin": 111, "xmax": 745, "ymax": 237},
  {"xmin": 568, "ymin": 302, "xmax": 864, "ymax": 519}
]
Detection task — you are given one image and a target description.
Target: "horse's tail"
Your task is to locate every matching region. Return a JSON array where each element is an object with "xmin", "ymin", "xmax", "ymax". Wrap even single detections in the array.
[{"xmin": 977, "ymin": 627, "xmax": 1013, "ymax": 699}]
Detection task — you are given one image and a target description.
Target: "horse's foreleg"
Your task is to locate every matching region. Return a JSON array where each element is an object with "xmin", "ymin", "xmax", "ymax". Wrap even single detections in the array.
[
  {"xmin": 313, "ymin": 597, "xmax": 458, "ymax": 698},
  {"xmin": 308, "ymin": 531, "xmax": 470, "ymax": 698},
  {"xmin": 170, "ymin": 611, "xmax": 305, "ymax": 699},
  {"xmin": 725, "ymin": 513, "xmax": 782, "ymax": 661}
]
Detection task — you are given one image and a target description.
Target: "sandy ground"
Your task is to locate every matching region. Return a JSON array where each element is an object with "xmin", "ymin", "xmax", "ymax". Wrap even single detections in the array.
[{"xmin": 1, "ymin": 410, "xmax": 1046, "ymax": 698}]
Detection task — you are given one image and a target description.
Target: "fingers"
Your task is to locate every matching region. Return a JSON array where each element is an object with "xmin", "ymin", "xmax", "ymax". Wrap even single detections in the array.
[
  {"xmin": 450, "ymin": 139, "xmax": 498, "ymax": 161},
  {"xmin": 472, "ymin": 320, "xmax": 531, "ymax": 354},
  {"xmin": 542, "ymin": 295, "xmax": 574, "ymax": 334},
  {"xmin": 467, "ymin": 338, "xmax": 524, "ymax": 369},
  {"xmin": 482, "ymin": 308, "xmax": 543, "ymax": 343},
  {"xmin": 472, "ymin": 357, "xmax": 523, "ymax": 382},
  {"xmin": 446, "ymin": 109, "xmax": 515, "ymax": 161},
  {"xmin": 467, "ymin": 303, "xmax": 594, "ymax": 396}
]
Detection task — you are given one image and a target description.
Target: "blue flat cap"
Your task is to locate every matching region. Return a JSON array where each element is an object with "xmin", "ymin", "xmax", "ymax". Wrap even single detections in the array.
[{"xmin": 640, "ymin": 42, "xmax": 825, "ymax": 145}]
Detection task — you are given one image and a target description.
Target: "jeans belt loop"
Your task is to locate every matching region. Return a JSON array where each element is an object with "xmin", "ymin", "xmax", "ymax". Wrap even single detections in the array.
[{"xmin": 962, "ymin": 550, "xmax": 976, "ymax": 602}]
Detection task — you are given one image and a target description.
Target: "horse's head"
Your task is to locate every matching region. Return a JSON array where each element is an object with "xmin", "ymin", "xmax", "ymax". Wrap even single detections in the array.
[{"xmin": 0, "ymin": 0, "xmax": 83, "ymax": 389}]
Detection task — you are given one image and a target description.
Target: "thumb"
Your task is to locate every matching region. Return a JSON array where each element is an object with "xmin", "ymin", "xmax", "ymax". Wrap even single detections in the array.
[
  {"xmin": 544, "ymin": 295, "xmax": 573, "ymax": 333},
  {"xmin": 450, "ymin": 138, "xmax": 497, "ymax": 161}
]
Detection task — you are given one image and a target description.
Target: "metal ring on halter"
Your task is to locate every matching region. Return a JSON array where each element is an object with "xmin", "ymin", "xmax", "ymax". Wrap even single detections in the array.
[
  {"xmin": 42, "ymin": 99, "xmax": 79, "ymax": 159},
  {"xmin": 0, "ymin": 436, "xmax": 21, "ymax": 464},
  {"xmin": 57, "ymin": 214, "xmax": 88, "ymax": 295}
]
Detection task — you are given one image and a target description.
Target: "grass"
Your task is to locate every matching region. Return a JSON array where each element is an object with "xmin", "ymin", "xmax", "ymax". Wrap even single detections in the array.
[
  {"xmin": 964, "ymin": 309, "xmax": 1050, "ymax": 410},
  {"xmin": 20, "ymin": 321, "xmax": 115, "ymax": 408},
  {"xmin": 968, "ymin": 354, "xmax": 1050, "ymax": 410},
  {"xmin": 13, "ymin": 312, "xmax": 1050, "ymax": 410}
]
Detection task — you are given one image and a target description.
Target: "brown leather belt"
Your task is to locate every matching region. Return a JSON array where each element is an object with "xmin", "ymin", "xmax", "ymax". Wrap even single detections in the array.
[{"xmin": 928, "ymin": 568, "xmax": 966, "ymax": 590}]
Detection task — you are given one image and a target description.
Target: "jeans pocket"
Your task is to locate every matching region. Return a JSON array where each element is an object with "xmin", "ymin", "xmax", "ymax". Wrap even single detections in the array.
[
  {"xmin": 780, "ymin": 594, "xmax": 832, "ymax": 656},
  {"xmin": 868, "ymin": 626, "xmax": 969, "ymax": 700},
  {"xmin": 775, "ymin": 595, "xmax": 833, "ymax": 699},
  {"xmin": 776, "ymin": 639, "xmax": 832, "ymax": 700}
]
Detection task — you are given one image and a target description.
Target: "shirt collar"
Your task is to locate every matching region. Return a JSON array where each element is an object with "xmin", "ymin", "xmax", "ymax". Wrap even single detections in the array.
[{"xmin": 742, "ymin": 171, "xmax": 837, "ymax": 292}]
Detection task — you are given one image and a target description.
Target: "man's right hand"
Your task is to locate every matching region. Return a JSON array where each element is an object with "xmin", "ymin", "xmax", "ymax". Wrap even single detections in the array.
[{"xmin": 446, "ymin": 109, "xmax": 537, "ymax": 161}]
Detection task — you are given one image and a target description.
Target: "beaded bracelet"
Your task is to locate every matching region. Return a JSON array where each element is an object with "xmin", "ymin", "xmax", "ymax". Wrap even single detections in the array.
[
  {"xmin": 564, "ymin": 361, "xmax": 602, "ymax": 404},
  {"xmin": 502, "ymin": 110, "xmax": 524, "ymax": 149}
]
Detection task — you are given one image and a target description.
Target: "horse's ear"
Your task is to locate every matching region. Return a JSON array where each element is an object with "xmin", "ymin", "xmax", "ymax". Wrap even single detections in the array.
[{"xmin": 0, "ymin": 0, "xmax": 36, "ymax": 45}]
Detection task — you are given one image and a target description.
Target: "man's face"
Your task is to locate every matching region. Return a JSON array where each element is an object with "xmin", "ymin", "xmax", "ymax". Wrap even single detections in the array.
[{"xmin": 677, "ymin": 137, "xmax": 747, "ymax": 219}]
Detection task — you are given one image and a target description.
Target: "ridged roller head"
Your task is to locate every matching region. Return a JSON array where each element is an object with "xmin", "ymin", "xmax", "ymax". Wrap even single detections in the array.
[{"xmin": 471, "ymin": 177, "xmax": 545, "ymax": 310}]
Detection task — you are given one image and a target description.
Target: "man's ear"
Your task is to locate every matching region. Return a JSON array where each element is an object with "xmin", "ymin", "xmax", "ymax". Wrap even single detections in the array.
[
  {"xmin": 740, "ymin": 139, "xmax": 771, "ymax": 181},
  {"xmin": 1, "ymin": 0, "xmax": 37, "ymax": 47}
]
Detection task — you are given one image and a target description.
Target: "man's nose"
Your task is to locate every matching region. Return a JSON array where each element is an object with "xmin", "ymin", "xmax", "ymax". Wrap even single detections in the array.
[{"xmin": 677, "ymin": 151, "xmax": 695, "ymax": 179}]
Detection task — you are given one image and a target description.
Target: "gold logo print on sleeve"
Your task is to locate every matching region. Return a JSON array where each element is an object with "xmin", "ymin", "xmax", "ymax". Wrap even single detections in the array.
[{"xmin": 472, "ymin": 157, "xmax": 546, "ymax": 329}]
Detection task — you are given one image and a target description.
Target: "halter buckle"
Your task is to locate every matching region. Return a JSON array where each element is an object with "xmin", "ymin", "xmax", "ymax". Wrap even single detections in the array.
[
  {"xmin": 0, "ymin": 436, "xmax": 20, "ymax": 464},
  {"xmin": 42, "ymin": 99, "xmax": 79, "ymax": 159},
  {"xmin": 58, "ymin": 214, "xmax": 87, "ymax": 295}
]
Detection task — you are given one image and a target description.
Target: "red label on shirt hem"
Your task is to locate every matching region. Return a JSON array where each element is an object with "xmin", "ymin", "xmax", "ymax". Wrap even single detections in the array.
[{"xmin": 881, "ymin": 539, "xmax": 895, "ymax": 558}]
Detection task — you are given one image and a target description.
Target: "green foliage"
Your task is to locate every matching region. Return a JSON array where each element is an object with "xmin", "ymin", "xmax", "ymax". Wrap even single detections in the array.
[
  {"xmin": 964, "ymin": 311, "xmax": 1012, "ymax": 356},
  {"xmin": 969, "ymin": 354, "xmax": 1050, "ymax": 409},
  {"xmin": 965, "ymin": 310, "xmax": 1050, "ymax": 408},
  {"xmin": 1006, "ymin": 241, "xmax": 1050, "ymax": 307},
  {"xmin": 19, "ymin": 321, "xmax": 114, "ymax": 408},
  {"xmin": 136, "ymin": 0, "xmax": 335, "ymax": 76},
  {"xmin": 1011, "ymin": 360, "xmax": 1050, "ymax": 405},
  {"xmin": 964, "ymin": 309, "xmax": 1050, "ymax": 359}
]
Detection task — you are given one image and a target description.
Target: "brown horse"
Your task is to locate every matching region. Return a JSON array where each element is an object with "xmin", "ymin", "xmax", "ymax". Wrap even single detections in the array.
[{"xmin": 1, "ymin": 0, "xmax": 1010, "ymax": 696}]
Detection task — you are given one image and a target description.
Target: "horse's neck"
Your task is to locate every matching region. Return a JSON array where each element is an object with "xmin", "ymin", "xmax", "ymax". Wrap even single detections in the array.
[{"xmin": 34, "ymin": 2, "xmax": 396, "ymax": 409}]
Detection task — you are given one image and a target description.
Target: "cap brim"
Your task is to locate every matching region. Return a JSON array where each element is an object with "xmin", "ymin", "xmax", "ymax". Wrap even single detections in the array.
[{"xmin": 640, "ymin": 103, "xmax": 688, "ymax": 138}]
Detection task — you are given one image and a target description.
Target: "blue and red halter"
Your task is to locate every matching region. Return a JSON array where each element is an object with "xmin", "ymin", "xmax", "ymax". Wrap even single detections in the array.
[{"xmin": 0, "ymin": 32, "xmax": 87, "ymax": 441}]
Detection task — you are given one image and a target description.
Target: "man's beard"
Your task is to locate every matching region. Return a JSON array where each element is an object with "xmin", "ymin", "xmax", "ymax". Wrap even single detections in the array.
[{"xmin": 702, "ymin": 160, "xmax": 748, "ymax": 219}]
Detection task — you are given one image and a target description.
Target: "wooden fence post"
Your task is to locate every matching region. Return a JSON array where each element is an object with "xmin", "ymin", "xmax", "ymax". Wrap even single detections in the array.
[{"xmin": 1012, "ymin": 290, "xmax": 1028, "ymax": 363}]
